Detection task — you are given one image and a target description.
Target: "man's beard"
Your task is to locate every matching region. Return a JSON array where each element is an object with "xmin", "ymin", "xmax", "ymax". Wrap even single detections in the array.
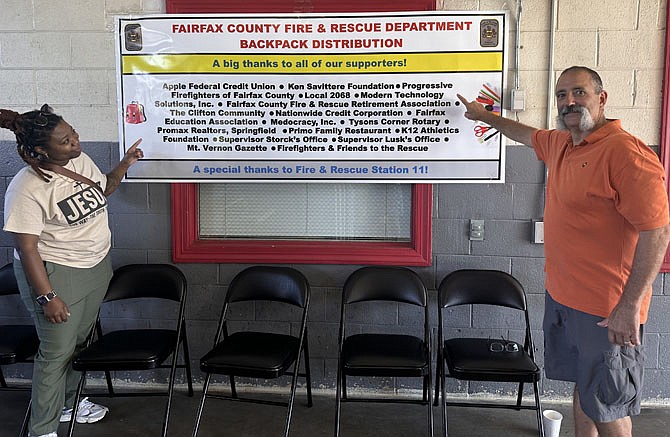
[{"xmin": 555, "ymin": 105, "xmax": 595, "ymax": 131}]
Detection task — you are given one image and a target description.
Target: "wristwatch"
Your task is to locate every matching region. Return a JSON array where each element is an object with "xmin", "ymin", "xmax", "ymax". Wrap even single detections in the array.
[{"xmin": 35, "ymin": 290, "xmax": 57, "ymax": 306}]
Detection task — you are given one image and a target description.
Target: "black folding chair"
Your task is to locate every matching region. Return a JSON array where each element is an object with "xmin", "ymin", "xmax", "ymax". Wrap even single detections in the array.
[
  {"xmin": 192, "ymin": 266, "xmax": 312, "ymax": 437},
  {"xmin": 67, "ymin": 263, "xmax": 193, "ymax": 437},
  {"xmin": 334, "ymin": 266, "xmax": 432, "ymax": 437},
  {"xmin": 0, "ymin": 263, "xmax": 38, "ymax": 436},
  {"xmin": 434, "ymin": 269, "xmax": 543, "ymax": 437},
  {"xmin": 0, "ymin": 263, "xmax": 39, "ymax": 389}
]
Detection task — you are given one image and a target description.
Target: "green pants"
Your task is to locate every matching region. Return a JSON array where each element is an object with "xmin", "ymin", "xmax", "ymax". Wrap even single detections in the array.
[{"xmin": 14, "ymin": 255, "xmax": 112, "ymax": 436}]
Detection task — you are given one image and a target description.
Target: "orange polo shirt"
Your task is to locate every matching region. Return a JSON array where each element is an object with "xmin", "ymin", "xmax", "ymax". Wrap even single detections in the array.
[{"xmin": 532, "ymin": 120, "xmax": 668, "ymax": 323}]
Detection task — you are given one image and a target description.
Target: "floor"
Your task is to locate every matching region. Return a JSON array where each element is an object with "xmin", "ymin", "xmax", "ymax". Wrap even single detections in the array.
[{"xmin": 2, "ymin": 386, "xmax": 670, "ymax": 437}]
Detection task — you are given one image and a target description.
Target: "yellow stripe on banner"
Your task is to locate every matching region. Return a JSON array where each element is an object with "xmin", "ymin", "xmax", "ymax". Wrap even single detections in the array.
[{"xmin": 122, "ymin": 52, "xmax": 502, "ymax": 74}]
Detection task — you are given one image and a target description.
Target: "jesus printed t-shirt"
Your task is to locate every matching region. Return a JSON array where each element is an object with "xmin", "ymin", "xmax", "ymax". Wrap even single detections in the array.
[{"xmin": 4, "ymin": 153, "xmax": 110, "ymax": 268}]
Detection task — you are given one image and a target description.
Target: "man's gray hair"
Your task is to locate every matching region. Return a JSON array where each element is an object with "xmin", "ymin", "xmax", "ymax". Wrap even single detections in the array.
[{"xmin": 559, "ymin": 66, "xmax": 604, "ymax": 93}]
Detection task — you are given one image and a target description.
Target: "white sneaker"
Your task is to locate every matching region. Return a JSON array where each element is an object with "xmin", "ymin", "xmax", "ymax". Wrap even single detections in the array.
[
  {"xmin": 28, "ymin": 433, "xmax": 58, "ymax": 437},
  {"xmin": 60, "ymin": 397, "xmax": 109, "ymax": 423}
]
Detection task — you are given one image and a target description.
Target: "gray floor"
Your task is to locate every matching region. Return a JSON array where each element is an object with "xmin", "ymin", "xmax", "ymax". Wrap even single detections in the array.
[{"xmin": 2, "ymin": 386, "xmax": 670, "ymax": 437}]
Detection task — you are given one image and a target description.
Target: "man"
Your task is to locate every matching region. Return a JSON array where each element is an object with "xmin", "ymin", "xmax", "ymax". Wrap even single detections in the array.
[{"xmin": 458, "ymin": 66, "xmax": 670, "ymax": 437}]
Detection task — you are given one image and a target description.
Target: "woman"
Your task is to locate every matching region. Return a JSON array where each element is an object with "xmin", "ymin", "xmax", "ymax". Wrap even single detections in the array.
[{"xmin": 1, "ymin": 104, "xmax": 143, "ymax": 437}]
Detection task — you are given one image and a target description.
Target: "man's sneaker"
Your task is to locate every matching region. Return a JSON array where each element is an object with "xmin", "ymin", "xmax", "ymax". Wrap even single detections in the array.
[
  {"xmin": 28, "ymin": 433, "xmax": 58, "ymax": 437},
  {"xmin": 59, "ymin": 397, "xmax": 109, "ymax": 423}
]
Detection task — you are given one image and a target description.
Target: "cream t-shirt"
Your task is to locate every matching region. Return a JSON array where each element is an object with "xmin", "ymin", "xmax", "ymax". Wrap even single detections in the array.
[{"xmin": 3, "ymin": 153, "xmax": 111, "ymax": 268}]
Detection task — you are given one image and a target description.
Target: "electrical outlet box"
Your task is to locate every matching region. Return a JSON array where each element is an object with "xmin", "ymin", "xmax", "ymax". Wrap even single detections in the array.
[
  {"xmin": 511, "ymin": 88, "xmax": 525, "ymax": 112},
  {"xmin": 469, "ymin": 219, "xmax": 485, "ymax": 241},
  {"xmin": 532, "ymin": 219, "xmax": 544, "ymax": 244}
]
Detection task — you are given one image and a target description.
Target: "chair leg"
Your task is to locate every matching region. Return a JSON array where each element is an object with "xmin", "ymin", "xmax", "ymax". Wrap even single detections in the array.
[
  {"xmin": 181, "ymin": 326, "xmax": 194, "ymax": 397},
  {"xmin": 333, "ymin": 362, "xmax": 343, "ymax": 437},
  {"xmin": 0, "ymin": 367, "xmax": 7, "ymax": 388},
  {"xmin": 161, "ymin": 352, "xmax": 181, "ymax": 437},
  {"xmin": 104, "ymin": 370, "xmax": 114, "ymax": 395},
  {"xmin": 67, "ymin": 371, "xmax": 87, "ymax": 437},
  {"xmin": 440, "ymin": 362, "xmax": 448, "ymax": 437},
  {"xmin": 20, "ymin": 399, "xmax": 31, "ymax": 437},
  {"xmin": 192, "ymin": 374, "xmax": 212, "ymax": 437},
  {"xmin": 516, "ymin": 382, "xmax": 524, "ymax": 410},
  {"xmin": 229, "ymin": 375, "xmax": 237, "ymax": 398},
  {"xmin": 533, "ymin": 381, "xmax": 544, "ymax": 437},
  {"xmin": 433, "ymin": 350, "xmax": 441, "ymax": 407},
  {"xmin": 341, "ymin": 373, "xmax": 347, "ymax": 400},
  {"xmin": 283, "ymin": 351, "xmax": 303, "ymax": 437},
  {"xmin": 303, "ymin": 335, "xmax": 313, "ymax": 407},
  {"xmin": 426, "ymin": 372, "xmax": 434, "ymax": 437}
]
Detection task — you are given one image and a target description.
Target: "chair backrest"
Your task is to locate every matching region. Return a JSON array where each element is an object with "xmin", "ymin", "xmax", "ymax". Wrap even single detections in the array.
[
  {"xmin": 438, "ymin": 269, "xmax": 526, "ymax": 310},
  {"xmin": 0, "ymin": 263, "xmax": 19, "ymax": 297},
  {"xmin": 104, "ymin": 264, "xmax": 186, "ymax": 303},
  {"xmin": 343, "ymin": 266, "xmax": 427, "ymax": 306},
  {"xmin": 226, "ymin": 266, "xmax": 309, "ymax": 308}
]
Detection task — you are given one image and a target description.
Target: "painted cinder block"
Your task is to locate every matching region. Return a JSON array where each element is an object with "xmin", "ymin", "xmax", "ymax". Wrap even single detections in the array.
[
  {"xmin": 71, "ymin": 33, "xmax": 115, "ymax": 68},
  {"xmin": 637, "ymin": 0, "xmax": 667, "ymax": 29},
  {"xmin": 0, "ymin": 33, "xmax": 71, "ymax": 68},
  {"xmin": 36, "ymin": 70, "xmax": 111, "ymax": 105},
  {"xmin": 599, "ymin": 30, "xmax": 665, "ymax": 69},
  {"xmin": 0, "ymin": 70, "xmax": 36, "ymax": 106},
  {"xmin": 105, "ymin": 0, "xmax": 143, "ymax": 15},
  {"xmin": 557, "ymin": 0, "xmax": 638, "ymax": 31},
  {"xmin": 34, "ymin": 0, "xmax": 106, "ymax": 31},
  {"xmin": 516, "ymin": 0, "xmax": 552, "ymax": 32},
  {"xmin": 437, "ymin": 183, "xmax": 514, "ymax": 219},
  {"xmin": 513, "ymin": 70, "xmax": 551, "ymax": 112},
  {"xmin": 598, "ymin": 70, "xmax": 636, "ymax": 107},
  {"xmin": 0, "ymin": 0, "xmax": 34, "ymax": 30},
  {"xmin": 634, "ymin": 68, "xmax": 664, "ymax": 108},
  {"xmin": 607, "ymin": 107, "xmax": 661, "ymax": 146},
  {"xmin": 553, "ymin": 31, "xmax": 598, "ymax": 68}
]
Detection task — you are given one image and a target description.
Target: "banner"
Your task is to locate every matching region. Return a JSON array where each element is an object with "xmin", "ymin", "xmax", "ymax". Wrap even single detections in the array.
[{"xmin": 115, "ymin": 12, "xmax": 509, "ymax": 182}]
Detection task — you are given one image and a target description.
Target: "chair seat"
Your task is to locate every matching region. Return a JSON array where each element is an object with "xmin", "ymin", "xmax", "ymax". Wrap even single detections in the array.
[
  {"xmin": 0, "ymin": 325, "xmax": 39, "ymax": 364},
  {"xmin": 73, "ymin": 329, "xmax": 177, "ymax": 371},
  {"xmin": 200, "ymin": 331, "xmax": 300, "ymax": 378},
  {"xmin": 444, "ymin": 338, "xmax": 539, "ymax": 382},
  {"xmin": 343, "ymin": 334, "xmax": 428, "ymax": 376}
]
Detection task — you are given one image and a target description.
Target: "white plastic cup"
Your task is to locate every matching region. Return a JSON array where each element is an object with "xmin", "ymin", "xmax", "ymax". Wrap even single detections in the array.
[{"xmin": 542, "ymin": 409, "xmax": 563, "ymax": 437}]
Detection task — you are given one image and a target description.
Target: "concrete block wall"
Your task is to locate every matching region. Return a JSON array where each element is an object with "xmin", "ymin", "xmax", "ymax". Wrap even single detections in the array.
[
  {"xmin": 0, "ymin": 0, "xmax": 165, "ymax": 143},
  {"xmin": 2, "ymin": 0, "xmax": 670, "ymax": 402}
]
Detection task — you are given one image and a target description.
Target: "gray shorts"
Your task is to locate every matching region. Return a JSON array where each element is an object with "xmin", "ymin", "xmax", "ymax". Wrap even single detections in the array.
[{"xmin": 543, "ymin": 293, "xmax": 645, "ymax": 423}]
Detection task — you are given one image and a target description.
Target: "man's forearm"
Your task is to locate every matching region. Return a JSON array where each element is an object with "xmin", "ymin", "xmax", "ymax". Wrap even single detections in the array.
[
  {"xmin": 599, "ymin": 224, "xmax": 670, "ymax": 346},
  {"xmin": 477, "ymin": 111, "xmax": 538, "ymax": 147},
  {"xmin": 621, "ymin": 224, "xmax": 670, "ymax": 308}
]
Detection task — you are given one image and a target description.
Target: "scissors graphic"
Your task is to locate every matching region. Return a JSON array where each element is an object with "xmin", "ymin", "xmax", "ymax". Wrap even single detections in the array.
[{"xmin": 474, "ymin": 125, "xmax": 492, "ymax": 137}]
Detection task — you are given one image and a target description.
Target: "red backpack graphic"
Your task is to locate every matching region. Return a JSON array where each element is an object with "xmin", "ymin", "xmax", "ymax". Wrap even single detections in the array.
[{"xmin": 125, "ymin": 101, "xmax": 146, "ymax": 124}]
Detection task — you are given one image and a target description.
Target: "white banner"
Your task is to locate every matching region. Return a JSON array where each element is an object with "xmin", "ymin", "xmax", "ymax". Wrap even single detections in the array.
[{"xmin": 115, "ymin": 12, "xmax": 509, "ymax": 183}]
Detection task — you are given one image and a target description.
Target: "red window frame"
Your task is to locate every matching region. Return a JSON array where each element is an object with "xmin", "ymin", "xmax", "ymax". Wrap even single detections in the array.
[
  {"xmin": 660, "ymin": 1, "xmax": 670, "ymax": 272},
  {"xmin": 166, "ymin": 0, "xmax": 435, "ymax": 14},
  {"xmin": 172, "ymin": 184, "xmax": 432, "ymax": 265},
  {"xmin": 168, "ymin": 0, "xmax": 435, "ymax": 265}
]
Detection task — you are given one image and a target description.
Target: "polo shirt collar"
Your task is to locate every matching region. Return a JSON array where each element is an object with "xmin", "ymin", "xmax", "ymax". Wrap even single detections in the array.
[{"xmin": 570, "ymin": 119, "xmax": 620, "ymax": 147}]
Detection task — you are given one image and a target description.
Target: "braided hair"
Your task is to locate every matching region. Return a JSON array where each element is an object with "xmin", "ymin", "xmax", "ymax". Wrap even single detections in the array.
[{"xmin": 0, "ymin": 104, "xmax": 63, "ymax": 182}]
